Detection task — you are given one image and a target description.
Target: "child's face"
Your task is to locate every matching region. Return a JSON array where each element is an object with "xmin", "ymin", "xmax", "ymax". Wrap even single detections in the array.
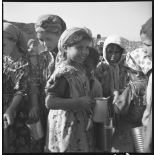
[
  {"xmin": 106, "ymin": 44, "xmax": 123, "ymax": 63},
  {"xmin": 140, "ymin": 33, "xmax": 152, "ymax": 58},
  {"xmin": 39, "ymin": 31, "xmax": 60, "ymax": 51},
  {"xmin": 66, "ymin": 39, "xmax": 90, "ymax": 64}
]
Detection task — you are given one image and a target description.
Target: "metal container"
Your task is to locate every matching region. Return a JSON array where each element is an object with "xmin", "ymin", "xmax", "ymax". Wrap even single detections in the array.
[
  {"xmin": 26, "ymin": 119, "xmax": 44, "ymax": 140},
  {"xmin": 95, "ymin": 118, "xmax": 115, "ymax": 152},
  {"xmin": 93, "ymin": 97, "xmax": 110, "ymax": 123},
  {"xmin": 131, "ymin": 126, "xmax": 145, "ymax": 153}
]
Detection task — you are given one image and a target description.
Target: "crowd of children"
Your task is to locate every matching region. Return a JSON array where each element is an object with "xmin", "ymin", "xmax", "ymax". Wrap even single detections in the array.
[{"xmin": 3, "ymin": 14, "xmax": 152, "ymax": 153}]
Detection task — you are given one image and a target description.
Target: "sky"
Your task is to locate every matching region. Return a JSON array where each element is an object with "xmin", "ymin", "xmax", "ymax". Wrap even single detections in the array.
[{"xmin": 3, "ymin": 2, "xmax": 152, "ymax": 41}]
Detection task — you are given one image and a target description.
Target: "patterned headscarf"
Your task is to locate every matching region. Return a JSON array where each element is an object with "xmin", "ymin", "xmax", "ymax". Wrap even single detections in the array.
[
  {"xmin": 3, "ymin": 22, "xmax": 27, "ymax": 54},
  {"xmin": 126, "ymin": 48, "xmax": 152, "ymax": 75},
  {"xmin": 55, "ymin": 27, "xmax": 93, "ymax": 67},
  {"xmin": 35, "ymin": 14, "xmax": 66, "ymax": 34}
]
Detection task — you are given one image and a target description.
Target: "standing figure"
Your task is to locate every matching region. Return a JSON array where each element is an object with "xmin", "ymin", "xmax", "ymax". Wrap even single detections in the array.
[
  {"xmin": 3, "ymin": 22, "xmax": 39, "ymax": 153},
  {"xmin": 34, "ymin": 14, "xmax": 67, "ymax": 149},
  {"xmin": 95, "ymin": 35, "xmax": 128, "ymax": 98},
  {"xmin": 44, "ymin": 27, "xmax": 95, "ymax": 152}
]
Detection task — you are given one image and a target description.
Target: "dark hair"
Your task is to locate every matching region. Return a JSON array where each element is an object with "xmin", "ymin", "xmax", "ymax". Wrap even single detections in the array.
[
  {"xmin": 87, "ymin": 47, "xmax": 99, "ymax": 67},
  {"xmin": 64, "ymin": 30, "xmax": 92, "ymax": 47},
  {"xmin": 140, "ymin": 17, "xmax": 152, "ymax": 40},
  {"xmin": 97, "ymin": 34, "xmax": 101, "ymax": 39},
  {"xmin": 106, "ymin": 43, "xmax": 124, "ymax": 54}
]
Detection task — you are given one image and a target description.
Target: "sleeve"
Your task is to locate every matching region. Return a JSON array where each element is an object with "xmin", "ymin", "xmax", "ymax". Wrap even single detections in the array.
[
  {"xmin": 14, "ymin": 65, "xmax": 29, "ymax": 97},
  {"xmin": 45, "ymin": 76, "xmax": 70, "ymax": 98}
]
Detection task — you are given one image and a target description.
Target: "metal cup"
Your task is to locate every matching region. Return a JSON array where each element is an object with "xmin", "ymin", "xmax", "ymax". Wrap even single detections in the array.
[
  {"xmin": 103, "ymin": 118, "xmax": 115, "ymax": 152},
  {"xmin": 26, "ymin": 119, "xmax": 44, "ymax": 140},
  {"xmin": 131, "ymin": 126, "xmax": 145, "ymax": 152},
  {"xmin": 95, "ymin": 118, "xmax": 115, "ymax": 152},
  {"xmin": 93, "ymin": 97, "xmax": 110, "ymax": 123}
]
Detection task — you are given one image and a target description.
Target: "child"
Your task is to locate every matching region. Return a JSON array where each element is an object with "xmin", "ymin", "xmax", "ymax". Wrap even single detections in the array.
[
  {"xmin": 44, "ymin": 27, "xmax": 95, "ymax": 152},
  {"xmin": 27, "ymin": 39, "xmax": 41, "ymax": 90},
  {"xmin": 95, "ymin": 35, "xmax": 128, "ymax": 98},
  {"xmin": 84, "ymin": 47, "xmax": 103, "ymax": 152},
  {"xmin": 140, "ymin": 17, "xmax": 152, "ymax": 153},
  {"xmin": 113, "ymin": 17, "xmax": 152, "ymax": 153},
  {"xmin": 84, "ymin": 47, "xmax": 102, "ymax": 98}
]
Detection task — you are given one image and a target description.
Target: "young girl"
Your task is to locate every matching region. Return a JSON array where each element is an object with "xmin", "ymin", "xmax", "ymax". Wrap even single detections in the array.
[
  {"xmin": 3, "ymin": 22, "xmax": 39, "ymax": 153},
  {"xmin": 84, "ymin": 47, "xmax": 102, "ymax": 98},
  {"xmin": 44, "ymin": 27, "xmax": 95, "ymax": 152},
  {"xmin": 113, "ymin": 17, "xmax": 152, "ymax": 153},
  {"xmin": 95, "ymin": 35, "xmax": 128, "ymax": 98},
  {"xmin": 84, "ymin": 47, "xmax": 103, "ymax": 151},
  {"xmin": 35, "ymin": 14, "xmax": 67, "ymax": 150}
]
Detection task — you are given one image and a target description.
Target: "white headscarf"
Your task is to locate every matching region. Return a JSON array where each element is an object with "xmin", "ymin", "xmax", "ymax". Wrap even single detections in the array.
[{"xmin": 103, "ymin": 35, "xmax": 126, "ymax": 64}]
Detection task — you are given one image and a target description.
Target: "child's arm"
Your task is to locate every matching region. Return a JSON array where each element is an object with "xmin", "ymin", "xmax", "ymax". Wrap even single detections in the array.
[
  {"xmin": 45, "ymin": 95, "xmax": 94, "ymax": 111},
  {"xmin": 45, "ymin": 76, "xmax": 95, "ymax": 111},
  {"xmin": 3, "ymin": 95, "xmax": 23, "ymax": 126}
]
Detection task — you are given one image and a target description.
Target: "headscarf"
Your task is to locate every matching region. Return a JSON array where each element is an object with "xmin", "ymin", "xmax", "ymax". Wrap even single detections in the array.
[
  {"xmin": 126, "ymin": 48, "xmax": 152, "ymax": 75},
  {"xmin": 141, "ymin": 17, "xmax": 152, "ymax": 40},
  {"xmin": 55, "ymin": 27, "xmax": 93, "ymax": 67},
  {"xmin": 102, "ymin": 35, "xmax": 126, "ymax": 92},
  {"xmin": 3, "ymin": 22, "xmax": 27, "ymax": 54},
  {"xmin": 35, "ymin": 14, "xmax": 66, "ymax": 34}
]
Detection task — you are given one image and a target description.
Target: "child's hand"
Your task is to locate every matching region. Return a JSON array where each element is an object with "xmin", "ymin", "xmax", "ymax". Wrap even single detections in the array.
[
  {"xmin": 3, "ymin": 107, "xmax": 16, "ymax": 126},
  {"xmin": 113, "ymin": 90, "xmax": 119, "ymax": 104},
  {"xmin": 78, "ymin": 96, "xmax": 95, "ymax": 111},
  {"xmin": 28, "ymin": 106, "xmax": 39, "ymax": 123}
]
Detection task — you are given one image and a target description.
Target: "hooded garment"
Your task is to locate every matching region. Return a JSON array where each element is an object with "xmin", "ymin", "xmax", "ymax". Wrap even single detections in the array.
[{"xmin": 102, "ymin": 35, "xmax": 127, "ymax": 94}]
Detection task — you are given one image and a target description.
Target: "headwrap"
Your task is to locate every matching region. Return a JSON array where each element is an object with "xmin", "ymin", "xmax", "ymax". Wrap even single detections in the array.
[
  {"xmin": 141, "ymin": 17, "xmax": 152, "ymax": 40},
  {"xmin": 126, "ymin": 48, "xmax": 152, "ymax": 75},
  {"xmin": 35, "ymin": 14, "xmax": 66, "ymax": 34},
  {"xmin": 55, "ymin": 27, "xmax": 92, "ymax": 67},
  {"xmin": 3, "ymin": 22, "xmax": 27, "ymax": 54},
  {"xmin": 102, "ymin": 35, "xmax": 126, "ymax": 91}
]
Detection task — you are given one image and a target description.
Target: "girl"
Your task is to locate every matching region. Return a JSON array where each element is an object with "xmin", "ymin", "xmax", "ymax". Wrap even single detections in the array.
[
  {"xmin": 35, "ymin": 14, "xmax": 67, "ymax": 149},
  {"xmin": 113, "ymin": 17, "xmax": 152, "ymax": 153},
  {"xmin": 95, "ymin": 35, "xmax": 128, "ymax": 98},
  {"xmin": 3, "ymin": 22, "xmax": 39, "ymax": 152},
  {"xmin": 35, "ymin": 14, "xmax": 67, "ymax": 84},
  {"xmin": 112, "ymin": 48, "xmax": 150, "ymax": 152},
  {"xmin": 44, "ymin": 27, "xmax": 95, "ymax": 152},
  {"xmin": 84, "ymin": 47, "xmax": 102, "ymax": 98}
]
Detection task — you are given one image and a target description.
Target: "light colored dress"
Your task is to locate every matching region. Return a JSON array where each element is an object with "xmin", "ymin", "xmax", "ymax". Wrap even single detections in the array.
[{"xmin": 44, "ymin": 62, "xmax": 94, "ymax": 152}]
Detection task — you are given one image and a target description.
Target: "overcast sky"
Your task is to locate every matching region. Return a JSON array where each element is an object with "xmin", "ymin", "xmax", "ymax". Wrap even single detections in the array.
[{"xmin": 3, "ymin": 2, "xmax": 152, "ymax": 41}]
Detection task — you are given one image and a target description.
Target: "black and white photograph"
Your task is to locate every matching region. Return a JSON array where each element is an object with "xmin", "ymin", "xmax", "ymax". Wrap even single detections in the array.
[{"xmin": 2, "ymin": 1, "xmax": 153, "ymax": 153}]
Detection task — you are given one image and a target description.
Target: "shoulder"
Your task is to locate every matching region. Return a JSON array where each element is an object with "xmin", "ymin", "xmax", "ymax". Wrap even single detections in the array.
[{"xmin": 50, "ymin": 63, "xmax": 79, "ymax": 82}]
